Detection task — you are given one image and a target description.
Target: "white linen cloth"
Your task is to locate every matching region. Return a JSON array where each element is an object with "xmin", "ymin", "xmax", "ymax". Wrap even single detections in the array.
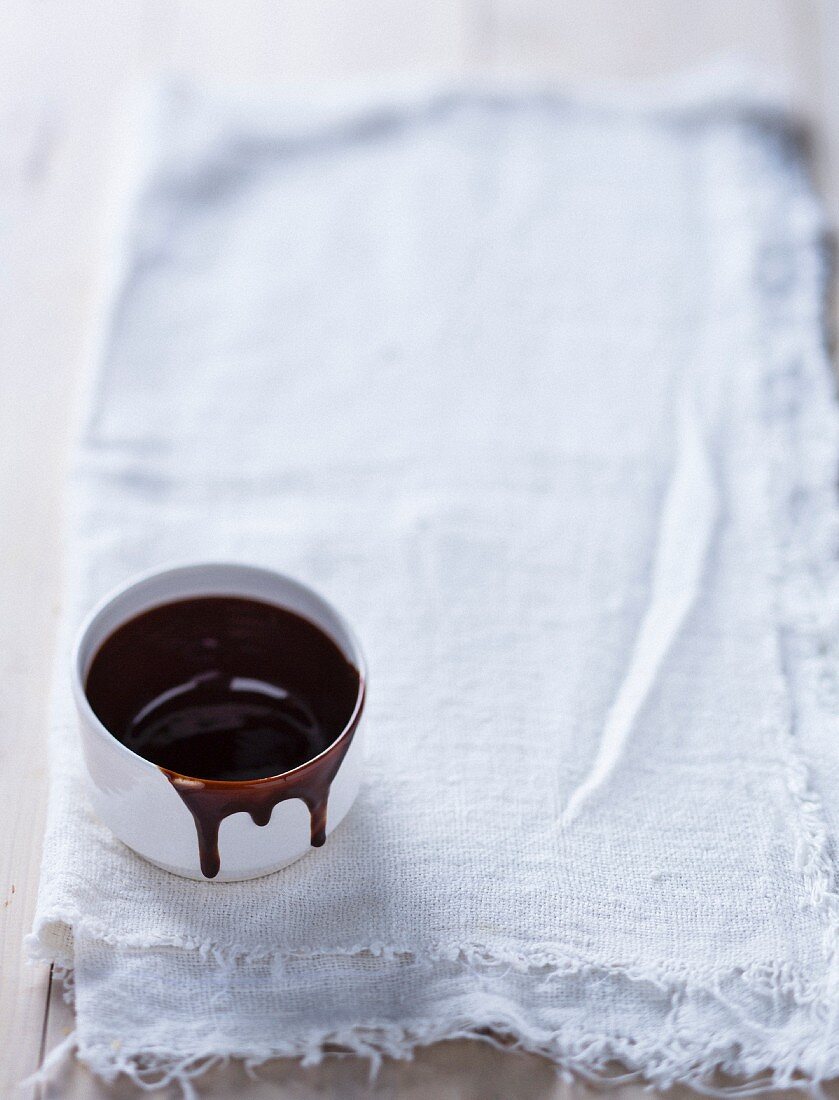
[{"xmin": 29, "ymin": 75, "xmax": 839, "ymax": 1092}]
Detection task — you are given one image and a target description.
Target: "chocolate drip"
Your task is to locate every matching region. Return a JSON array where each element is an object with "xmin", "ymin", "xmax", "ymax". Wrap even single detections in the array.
[
  {"xmin": 84, "ymin": 595, "xmax": 363, "ymax": 879},
  {"xmin": 162, "ymin": 730, "xmax": 354, "ymax": 879}
]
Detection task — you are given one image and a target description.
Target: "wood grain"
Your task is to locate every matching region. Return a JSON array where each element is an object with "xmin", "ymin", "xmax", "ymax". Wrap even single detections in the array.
[
  {"xmin": 2, "ymin": 1, "xmax": 836, "ymax": 1096},
  {"xmin": 488, "ymin": 0, "xmax": 797, "ymax": 78}
]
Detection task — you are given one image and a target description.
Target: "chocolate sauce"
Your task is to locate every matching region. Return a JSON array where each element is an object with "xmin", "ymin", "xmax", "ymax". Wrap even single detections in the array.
[{"xmin": 84, "ymin": 596, "xmax": 363, "ymax": 878}]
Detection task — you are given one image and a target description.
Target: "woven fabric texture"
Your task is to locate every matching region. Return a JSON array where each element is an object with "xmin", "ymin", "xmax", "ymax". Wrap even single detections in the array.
[{"xmin": 28, "ymin": 78, "xmax": 839, "ymax": 1092}]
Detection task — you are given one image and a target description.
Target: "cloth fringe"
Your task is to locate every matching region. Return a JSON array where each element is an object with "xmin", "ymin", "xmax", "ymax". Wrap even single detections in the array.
[{"xmin": 21, "ymin": 940, "xmax": 839, "ymax": 1096}]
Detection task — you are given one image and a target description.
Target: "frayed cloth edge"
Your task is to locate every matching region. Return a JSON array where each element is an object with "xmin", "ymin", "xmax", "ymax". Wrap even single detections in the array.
[
  {"xmin": 23, "ymin": 911, "xmax": 826, "ymax": 1005},
  {"xmin": 21, "ymin": 984, "xmax": 836, "ymax": 1100}
]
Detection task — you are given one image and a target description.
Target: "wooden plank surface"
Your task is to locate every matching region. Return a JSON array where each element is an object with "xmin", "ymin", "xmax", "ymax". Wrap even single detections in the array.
[{"xmin": 1, "ymin": 1, "xmax": 836, "ymax": 1096}]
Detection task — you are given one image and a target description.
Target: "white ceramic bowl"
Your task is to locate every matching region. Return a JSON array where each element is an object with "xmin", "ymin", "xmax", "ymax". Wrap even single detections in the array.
[{"xmin": 72, "ymin": 562, "xmax": 366, "ymax": 882}]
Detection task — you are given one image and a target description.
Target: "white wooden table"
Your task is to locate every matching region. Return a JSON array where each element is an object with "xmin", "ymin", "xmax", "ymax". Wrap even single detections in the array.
[{"xmin": 2, "ymin": 2, "xmax": 838, "ymax": 1095}]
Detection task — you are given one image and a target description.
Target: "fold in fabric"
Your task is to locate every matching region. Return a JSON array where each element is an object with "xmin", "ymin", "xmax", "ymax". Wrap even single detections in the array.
[{"xmin": 563, "ymin": 393, "xmax": 718, "ymax": 823}]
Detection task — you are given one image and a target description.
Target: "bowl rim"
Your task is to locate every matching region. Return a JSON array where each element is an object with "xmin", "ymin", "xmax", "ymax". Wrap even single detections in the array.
[{"xmin": 71, "ymin": 560, "xmax": 367, "ymax": 787}]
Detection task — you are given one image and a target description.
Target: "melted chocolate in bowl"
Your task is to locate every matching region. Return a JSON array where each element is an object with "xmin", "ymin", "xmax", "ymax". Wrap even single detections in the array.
[{"xmin": 84, "ymin": 596, "xmax": 363, "ymax": 878}]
